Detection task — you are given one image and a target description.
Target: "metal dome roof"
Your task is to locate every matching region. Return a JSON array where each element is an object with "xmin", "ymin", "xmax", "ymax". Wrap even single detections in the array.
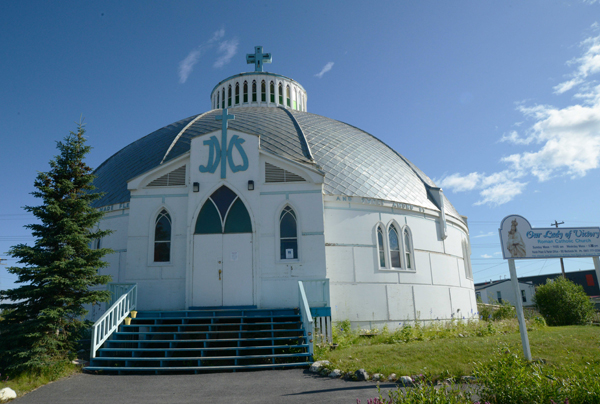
[{"xmin": 92, "ymin": 106, "xmax": 462, "ymax": 220}]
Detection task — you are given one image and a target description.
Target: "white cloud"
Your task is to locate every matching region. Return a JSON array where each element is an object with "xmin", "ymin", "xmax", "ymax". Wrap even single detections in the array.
[
  {"xmin": 437, "ymin": 172, "xmax": 481, "ymax": 192},
  {"xmin": 214, "ymin": 38, "xmax": 239, "ymax": 68},
  {"xmin": 473, "ymin": 232, "xmax": 495, "ymax": 238},
  {"xmin": 480, "ymin": 254, "xmax": 493, "ymax": 259},
  {"xmin": 474, "ymin": 180, "xmax": 527, "ymax": 206},
  {"xmin": 439, "ymin": 29, "xmax": 600, "ymax": 206},
  {"xmin": 178, "ymin": 29, "xmax": 236, "ymax": 83},
  {"xmin": 315, "ymin": 62, "xmax": 334, "ymax": 78},
  {"xmin": 554, "ymin": 33, "xmax": 600, "ymax": 94}
]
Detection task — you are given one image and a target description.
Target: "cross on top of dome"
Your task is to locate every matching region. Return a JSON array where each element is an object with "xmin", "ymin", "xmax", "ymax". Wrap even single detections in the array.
[{"xmin": 246, "ymin": 46, "xmax": 272, "ymax": 72}]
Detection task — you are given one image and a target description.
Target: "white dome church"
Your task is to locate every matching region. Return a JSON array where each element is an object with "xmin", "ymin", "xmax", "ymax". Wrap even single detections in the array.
[{"xmin": 91, "ymin": 46, "xmax": 476, "ymax": 330}]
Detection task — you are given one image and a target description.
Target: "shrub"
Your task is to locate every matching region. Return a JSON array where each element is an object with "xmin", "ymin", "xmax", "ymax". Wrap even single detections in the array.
[
  {"xmin": 534, "ymin": 277, "xmax": 595, "ymax": 326},
  {"xmin": 473, "ymin": 345, "xmax": 600, "ymax": 404}
]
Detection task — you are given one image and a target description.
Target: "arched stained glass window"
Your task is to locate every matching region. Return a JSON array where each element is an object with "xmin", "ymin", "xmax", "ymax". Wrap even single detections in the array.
[
  {"xmin": 216, "ymin": 92, "xmax": 220, "ymax": 109},
  {"xmin": 252, "ymin": 80, "xmax": 257, "ymax": 102},
  {"xmin": 377, "ymin": 225, "xmax": 385, "ymax": 268},
  {"xmin": 278, "ymin": 83, "xmax": 283, "ymax": 104},
  {"xmin": 235, "ymin": 82, "xmax": 240, "ymax": 104},
  {"xmin": 195, "ymin": 186, "xmax": 252, "ymax": 234},
  {"xmin": 261, "ymin": 80, "xmax": 266, "ymax": 102},
  {"xmin": 404, "ymin": 228, "xmax": 412, "ymax": 269},
  {"xmin": 221, "ymin": 88, "xmax": 225, "ymax": 109},
  {"xmin": 270, "ymin": 81, "xmax": 275, "ymax": 103},
  {"xmin": 154, "ymin": 209, "xmax": 171, "ymax": 262},
  {"xmin": 228, "ymin": 85, "xmax": 232, "ymax": 107},
  {"xmin": 280, "ymin": 206, "xmax": 297, "ymax": 259},
  {"xmin": 286, "ymin": 85, "xmax": 291, "ymax": 107},
  {"xmin": 243, "ymin": 81, "xmax": 248, "ymax": 103},
  {"xmin": 388, "ymin": 225, "xmax": 401, "ymax": 268}
]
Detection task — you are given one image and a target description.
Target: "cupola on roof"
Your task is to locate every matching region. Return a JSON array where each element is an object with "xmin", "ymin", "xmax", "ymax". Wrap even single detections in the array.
[
  {"xmin": 210, "ymin": 46, "xmax": 307, "ymax": 112},
  {"xmin": 92, "ymin": 46, "xmax": 463, "ymax": 223}
]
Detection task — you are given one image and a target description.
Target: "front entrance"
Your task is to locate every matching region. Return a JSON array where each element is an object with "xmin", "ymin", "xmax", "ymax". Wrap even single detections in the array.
[{"xmin": 192, "ymin": 186, "xmax": 253, "ymax": 307}]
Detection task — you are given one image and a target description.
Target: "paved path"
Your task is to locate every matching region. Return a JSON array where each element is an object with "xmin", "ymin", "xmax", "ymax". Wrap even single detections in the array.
[{"xmin": 14, "ymin": 369, "xmax": 402, "ymax": 404}]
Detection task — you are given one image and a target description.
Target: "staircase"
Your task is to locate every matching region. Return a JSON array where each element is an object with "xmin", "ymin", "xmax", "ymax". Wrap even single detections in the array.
[{"xmin": 85, "ymin": 307, "xmax": 312, "ymax": 375}]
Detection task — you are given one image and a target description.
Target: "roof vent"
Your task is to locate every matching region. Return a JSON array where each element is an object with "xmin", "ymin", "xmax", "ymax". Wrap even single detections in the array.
[
  {"xmin": 265, "ymin": 162, "xmax": 306, "ymax": 183},
  {"xmin": 147, "ymin": 165, "xmax": 186, "ymax": 187}
]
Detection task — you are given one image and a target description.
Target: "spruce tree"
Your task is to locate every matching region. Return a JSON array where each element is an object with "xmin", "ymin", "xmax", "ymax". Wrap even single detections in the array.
[{"xmin": 0, "ymin": 123, "xmax": 112, "ymax": 373}]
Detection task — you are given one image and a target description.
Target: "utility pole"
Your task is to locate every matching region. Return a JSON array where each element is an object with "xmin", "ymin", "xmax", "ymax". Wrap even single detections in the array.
[{"xmin": 552, "ymin": 220, "xmax": 566, "ymax": 277}]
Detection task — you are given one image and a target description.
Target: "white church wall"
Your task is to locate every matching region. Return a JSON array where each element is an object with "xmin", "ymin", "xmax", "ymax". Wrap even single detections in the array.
[
  {"xmin": 122, "ymin": 173, "xmax": 190, "ymax": 310},
  {"xmin": 355, "ymin": 247, "xmax": 401, "ymax": 283},
  {"xmin": 386, "ymin": 284, "xmax": 416, "ymax": 322},
  {"xmin": 330, "ymin": 283, "xmax": 389, "ymax": 323},
  {"xmin": 405, "ymin": 215, "xmax": 444, "ymax": 253},
  {"xmin": 429, "ymin": 253, "xmax": 461, "ymax": 287},
  {"xmin": 324, "ymin": 197, "xmax": 476, "ymax": 329},
  {"xmin": 413, "ymin": 285, "xmax": 453, "ymax": 320},
  {"xmin": 398, "ymin": 251, "xmax": 433, "ymax": 285}
]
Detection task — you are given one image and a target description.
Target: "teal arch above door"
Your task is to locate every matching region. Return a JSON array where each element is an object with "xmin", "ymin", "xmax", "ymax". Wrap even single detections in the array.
[{"xmin": 195, "ymin": 186, "xmax": 252, "ymax": 234}]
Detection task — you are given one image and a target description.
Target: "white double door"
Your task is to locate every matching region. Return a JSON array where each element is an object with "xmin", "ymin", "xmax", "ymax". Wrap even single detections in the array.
[{"xmin": 192, "ymin": 233, "xmax": 253, "ymax": 307}]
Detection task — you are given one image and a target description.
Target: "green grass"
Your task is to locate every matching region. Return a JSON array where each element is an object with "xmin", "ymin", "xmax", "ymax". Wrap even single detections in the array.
[
  {"xmin": 315, "ymin": 320, "xmax": 600, "ymax": 379},
  {"xmin": 0, "ymin": 361, "xmax": 80, "ymax": 399}
]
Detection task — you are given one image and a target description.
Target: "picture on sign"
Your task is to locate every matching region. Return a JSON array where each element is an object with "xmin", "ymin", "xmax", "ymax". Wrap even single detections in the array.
[
  {"xmin": 230, "ymin": 252, "xmax": 238, "ymax": 261},
  {"xmin": 285, "ymin": 249, "xmax": 294, "ymax": 259},
  {"xmin": 499, "ymin": 215, "xmax": 600, "ymax": 260}
]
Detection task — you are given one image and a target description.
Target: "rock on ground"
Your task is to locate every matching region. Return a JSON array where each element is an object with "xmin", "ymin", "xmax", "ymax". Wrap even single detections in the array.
[
  {"xmin": 0, "ymin": 387, "xmax": 17, "ymax": 401},
  {"xmin": 309, "ymin": 360, "xmax": 330, "ymax": 374},
  {"xmin": 328, "ymin": 369, "xmax": 342, "ymax": 378},
  {"xmin": 372, "ymin": 373, "xmax": 384, "ymax": 382},
  {"xmin": 388, "ymin": 373, "xmax": 397, "ymax": 382},
  {"xmin": 399, "ymin": 376, "xmax": 413, "ymax": 386},
  {"xmin": 354, "ymin": 369, "xmax": 369, "ymax": 381}
]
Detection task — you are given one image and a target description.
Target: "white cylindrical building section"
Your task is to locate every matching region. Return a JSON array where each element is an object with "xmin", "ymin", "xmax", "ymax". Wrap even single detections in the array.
[{"xmin": 211, "ymin": 73, "xmax": 307, "ymax": 111}]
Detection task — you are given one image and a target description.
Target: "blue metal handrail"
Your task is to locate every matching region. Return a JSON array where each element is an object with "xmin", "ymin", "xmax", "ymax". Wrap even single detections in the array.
[{"xmin": 297, "ymin": 281, "xmax": 314, "ymax": 356}]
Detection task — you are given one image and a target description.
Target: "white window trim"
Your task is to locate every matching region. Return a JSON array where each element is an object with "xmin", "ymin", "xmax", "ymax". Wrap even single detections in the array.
[
  {"xmin": 148, "ymin": 206, "xmax": 174, "ymax": 266},
  {"xmin": 275, "ymin": 203, "xmax": 301, "ymax": 264},
  {"xmin": 377, "ymin": 221, "xmax": 416, "ymax": 272}
]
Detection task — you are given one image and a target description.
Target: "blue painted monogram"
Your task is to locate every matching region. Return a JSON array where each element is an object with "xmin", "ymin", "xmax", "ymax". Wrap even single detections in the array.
[{"xmin": 199, "ymin": 109, "xmax": 249, "ymax": 178}]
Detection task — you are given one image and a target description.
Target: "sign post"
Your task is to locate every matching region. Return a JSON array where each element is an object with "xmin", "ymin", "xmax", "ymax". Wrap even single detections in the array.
[{"xmin": 499, "ymin": 215, "xmax": 600, "ymax": 361}]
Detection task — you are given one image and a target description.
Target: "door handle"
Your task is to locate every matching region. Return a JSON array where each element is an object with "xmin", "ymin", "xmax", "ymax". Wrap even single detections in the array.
[{"xmin": 219, "ymin": 269, "xmax": 222, "ymax": 280}]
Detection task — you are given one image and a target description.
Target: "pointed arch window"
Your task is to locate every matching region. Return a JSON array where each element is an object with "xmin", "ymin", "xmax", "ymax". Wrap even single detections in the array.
[
  {"xmin": 286, "ymin": 85, "xmax": 291, "ymax": 107},
  {"xmin": 270, "ymin": 81, "xmax": 275, "ymax": 103},
  {"xmin": 154, "ymin": 209, "xmax": 171, "ymax": 262},
  {"xmin": 235, "ymin": 82, "xmax": 240, "ymax": 104},
  {"xmin": 252, "ymin": 80, "xmax": 257, "ymax": 102},
  {"xmin": 228, "ymin": 85, "xmax": 232, "ymax": 107},
  {"xmin": 195, "ymin": 186, "xmax": 252, "ymax": 234},
  {"xmin": 388, "ymin": 225, "xmax": 401, "ymax": 268},
  {"xmin": 243, "ymin": 81, "xmax": 248, "ymax": 103},
  {"xmin": 377, "ymin": 223, "xmax": 415, "ymax": 271},
  {"xmin": 280, "ymin": 206, "xmax": 298, "ymax": 260},
  {"xmin": 377, "ymin": 225, "xmax": 385, "ymax": 268},
  {"xmin": 278, "ymin": 83, "xmax": 283, "ymax": 104},
  {"xmin": 221, "ymin": 88, "xmax": 225, "ymax": 109},
  {"xmin": 404, "ymin": 228, "xmax": 413, "ymax": 270},
  {"xmin": 216, "ymin": 93, "xmax": 220, "ymax": 109},
  {"xmin": 261, "ymin": 80, "xmax": 266, "ymax": 102}
]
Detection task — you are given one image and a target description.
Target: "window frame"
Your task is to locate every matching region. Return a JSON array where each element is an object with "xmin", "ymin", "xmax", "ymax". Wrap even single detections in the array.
[
  {"xmin": 376, "ymin": 221, "xmax": 416, "ymax": 272},
  {"xmin": 151, "ymin": 208, "xmax": 173, "ymax": 265},
  {"xmin": 276, "ymin": 204, "xmax": 300, "ymax": 263}
]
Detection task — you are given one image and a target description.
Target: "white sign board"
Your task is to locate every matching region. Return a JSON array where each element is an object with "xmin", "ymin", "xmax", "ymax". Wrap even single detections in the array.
[
  {"xmin": 499, "ymin": 215, "xmax": 600, "ymax": 260},
  {"xmin": 285, "ymin": 249, "xmax": 294, "ymax": 259}
]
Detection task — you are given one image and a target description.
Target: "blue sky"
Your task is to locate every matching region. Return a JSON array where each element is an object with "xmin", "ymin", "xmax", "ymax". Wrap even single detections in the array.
[{"xmin": 2, "ymin": 1, "xmax": 600, "ymax": 290}]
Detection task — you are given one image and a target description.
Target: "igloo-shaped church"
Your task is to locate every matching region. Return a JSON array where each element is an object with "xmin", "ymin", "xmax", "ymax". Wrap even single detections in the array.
[{"xmin": 91, "ymin": 46, "xmax": 476, "ymax": 332}]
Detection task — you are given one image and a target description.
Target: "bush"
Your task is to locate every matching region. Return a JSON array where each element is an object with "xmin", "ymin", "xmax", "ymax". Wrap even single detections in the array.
[
  {"xmin": 473, "ymin": 345, "xmax": 600, "ymax": 404},
  {"xmin": 534, "ymin": 277, "xmax": 595, "ymax": 326}
]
